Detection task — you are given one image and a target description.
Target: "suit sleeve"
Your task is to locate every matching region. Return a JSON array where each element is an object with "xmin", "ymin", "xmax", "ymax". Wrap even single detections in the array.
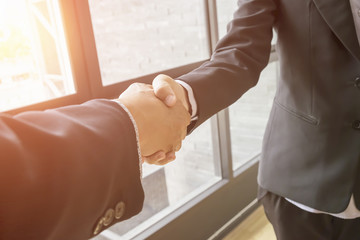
[
  {"xmin": 0, "ymin": 99, "xmax": 144, "ymax": 240},
  {"xmin": 177, "ymin": 0, "xmax": 277, "ymax": 131}
]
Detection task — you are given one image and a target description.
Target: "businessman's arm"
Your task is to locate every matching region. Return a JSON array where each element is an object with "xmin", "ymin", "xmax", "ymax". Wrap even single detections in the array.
[
  {"xmin": 0, "ymin": 83, "xmax": 190, "ymax": 239},
  {"xmin": 0, "ymin": 99, "xmax": 143, "ymax": 240},
  {"xmin": 155, "ymin": 0, "xmax": 277, "ymax": 131}
]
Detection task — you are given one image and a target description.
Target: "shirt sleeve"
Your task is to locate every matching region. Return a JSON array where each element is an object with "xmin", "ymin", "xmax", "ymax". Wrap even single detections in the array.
[{"xmin": 176, "ymin": 80, "xmax": 198, "ymax": 121}]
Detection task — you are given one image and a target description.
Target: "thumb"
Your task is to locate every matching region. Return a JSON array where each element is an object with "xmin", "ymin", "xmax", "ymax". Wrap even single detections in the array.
[{"xmin": 152, "ymin": 74, "xmax": 177, "ymax": 107}]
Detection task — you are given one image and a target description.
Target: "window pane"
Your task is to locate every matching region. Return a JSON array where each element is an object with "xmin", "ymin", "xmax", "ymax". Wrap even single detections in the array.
[
  {"xmin": 216, "ymin": 0, "xmax": 238, "ymax": 39},
  {"xmin": 216, "ymin": 0, "xmax": 277, "ymax": 44},
  {"xmin": 93, "ymin": 120, "xmax": 221, "ymax": 239},
  {"xmin": 0, "ymin": 0, "xmax": 75, "ymax": 112},
  {"xmin": 229, "ymin": 61, "xmax": 277, "ymax": 170},
  {"xmin": 89, "ymin": 0, "xmax": 210, "ymax": 85}
]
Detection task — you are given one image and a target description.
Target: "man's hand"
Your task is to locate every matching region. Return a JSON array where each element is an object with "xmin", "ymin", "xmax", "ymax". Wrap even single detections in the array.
[
  {"xmin": 141, "ymin": 74, "xmax": 192, "ymax": 165},
  {"xmin": 152, "ymin": 74, "xmax": 190, "ymax": 111},
  {"xmin": 118, "ymin": 83, "xmax": 190, "ymax": 161}
]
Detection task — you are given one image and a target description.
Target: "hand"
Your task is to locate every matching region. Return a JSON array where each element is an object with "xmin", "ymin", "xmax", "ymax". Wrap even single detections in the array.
[
  {"xmin": 152, "ymin": 74, "xmax": 190, "ymax": 112},
  {"xmin": 142, "ymin": 150, "xmax": 177, "ymax": 165},
  {"xmin": 141, "ymin": 74, "xmax": 192, "ymax": 164},
  {"xmin": 118, "ymin": 83, "xmax": 190, "ymax": 159}
]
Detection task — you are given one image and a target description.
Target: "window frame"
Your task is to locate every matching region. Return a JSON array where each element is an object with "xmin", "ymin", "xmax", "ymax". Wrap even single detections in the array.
[{"xmin": 72, "ymin": 0, "xmax": 213, "ymax": 100}]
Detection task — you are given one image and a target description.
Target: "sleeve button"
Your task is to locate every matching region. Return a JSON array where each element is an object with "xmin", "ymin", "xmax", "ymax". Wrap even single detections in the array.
[
  {"xmin": 355, "ymin": 77, "xmax": 360, "ymax": 89},
  {"xmin": 352, "ymin": 120, "xmax": 360, "ymax": 130},
  {"xmin": 93, "ymin": 218, "xmax": 105, "ymax": 235},
  {"xmin": 115, "ymin": 201, "xmax": 125, "ymax": 219},
  {"xmin": 103, "ymin": 209, "xmax": 115, "ymax": 226}
]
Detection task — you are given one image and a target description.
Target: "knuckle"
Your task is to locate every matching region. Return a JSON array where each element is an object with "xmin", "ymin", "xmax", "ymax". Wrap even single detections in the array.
[
  {"xmin": 155, "ymin": 74, "xmax": 173, "ymax": 86},
  {"xmin": 131, "ymin": 82, "xmax": 141, "ymax": 87},
  {"xmin": 157, "ymin": 74, "xmax": 170, "ymax": 81},
  {"xmin": 129, "ymin": 82, "xmax": 143, "ymax": 91},
  {"xmin": 157, "ymin": 85, "xmax": 170, "ymax": 94}
]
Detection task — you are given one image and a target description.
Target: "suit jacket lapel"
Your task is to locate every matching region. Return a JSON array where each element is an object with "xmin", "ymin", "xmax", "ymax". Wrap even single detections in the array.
[{"xmin": 313, "ymin": 0, "xmax": 360, "ymax": 62}]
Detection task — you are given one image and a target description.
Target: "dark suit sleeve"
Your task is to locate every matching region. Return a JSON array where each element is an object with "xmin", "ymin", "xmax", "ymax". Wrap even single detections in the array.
[
  {"xmin": 178, "ymin": 0, "xmax": 277, "ymax": 131},
  {"xmin": 0, "ymin": 99, "xmax": 144, "ymax": 240}
]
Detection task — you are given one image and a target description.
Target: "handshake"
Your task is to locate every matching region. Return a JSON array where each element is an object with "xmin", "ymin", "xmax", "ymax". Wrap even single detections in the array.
[{"xmin": 118, "ymin": 74, "xmax": 191, "ymax": 165}]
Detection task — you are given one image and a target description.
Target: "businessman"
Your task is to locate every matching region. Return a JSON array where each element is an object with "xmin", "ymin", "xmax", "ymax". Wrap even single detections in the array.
[
  {"xmin": 152, "ymin": 0, "xmax": 360, "ymax": 239},
  {"xmin": 0, "ymin": 83, "xmax": 190, "ymax": 240}
]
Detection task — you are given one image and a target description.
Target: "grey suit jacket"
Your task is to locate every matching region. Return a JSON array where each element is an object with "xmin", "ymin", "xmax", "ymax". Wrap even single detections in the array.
[
  {"xmin": 0, "ymin": 99, "xmax": 144, "ymax": 239},
  {"xmin": 178, "ymin": 0, "xmax": 360, "ymax": 213}
]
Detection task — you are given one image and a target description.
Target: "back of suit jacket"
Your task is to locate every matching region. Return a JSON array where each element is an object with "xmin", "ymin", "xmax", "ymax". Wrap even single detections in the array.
[{"xmin": 178, "ymin": 0, "xmax": 360, "ymax": 213}]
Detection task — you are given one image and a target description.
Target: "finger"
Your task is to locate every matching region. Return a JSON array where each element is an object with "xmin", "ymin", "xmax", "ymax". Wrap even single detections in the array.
[
  {"xmin": 181, "ymin": 126, "xmax": 187, "ymax": 140},
  {"xmin": 175, "ymin": 142, "xmax": 182, "ymax": 152},
  {"xmin": 142, "ymin": 151, "xmax": 166, "ymax": 164},
  {"xmin": 156, "ymin": 151, "xmax": 176, "ymax": 165},
  {"xmin": 119, "ymin": 82, "xmax": 152, "ymax": 99},
  {"xmin": 153, "ymin": 74, "xmax": 177, "ymax": 107}
]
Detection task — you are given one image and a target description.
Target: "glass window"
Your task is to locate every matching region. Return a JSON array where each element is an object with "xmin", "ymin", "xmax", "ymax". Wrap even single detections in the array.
[
  {"xmin": 216, "ymin": 0, "xmax": 238, "ymax": 39},
  {"xmin": 0, "ymin": 0, "xmax": 74, "ymax": 112},
  {"xmin": 229, "ymin": 61, "xmax": 277, "ymax": 170},
  {"xmin": 216, "ymin": 0, "xmax": 277, "ymax": 44},
  {"xmin": 93, "ymin": 120, "xmax": 221, "ymax": 239},
  {"xmin": 88, "ymin": 0, "xmax": 210, "ymax": 86}
]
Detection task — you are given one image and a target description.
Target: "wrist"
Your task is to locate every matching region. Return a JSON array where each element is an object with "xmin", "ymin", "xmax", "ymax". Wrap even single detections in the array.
[
  {"xmin": 175, "ymin": 80, "xmax": 197, "ymax": 119},
  {"xmin": 179, "ymin": 85, "xmax": 191, "ymax": 115},
  {"xmin": 117, "ymin": 97, "xmax": 148, "ymax": 152}
]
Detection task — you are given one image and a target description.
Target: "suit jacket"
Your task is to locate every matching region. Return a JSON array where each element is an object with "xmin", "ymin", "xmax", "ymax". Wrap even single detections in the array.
[
  {"xmin": 0, "ymin": 99, "xmax": 144, "ymax": 240},
  {"xmin": 178, "ymin": 0, "xmax": 360, "ymax": 213}
]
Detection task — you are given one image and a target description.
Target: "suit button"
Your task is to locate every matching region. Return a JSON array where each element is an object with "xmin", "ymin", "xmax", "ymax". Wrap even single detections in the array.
[
  {"xmin": 355, "ymin": 77, "xmax": 360, "ymax": 89},
  {"xmin": 103, "ymin": 209, "xmax": 115, "ymax": 226},
  {"xmin": 93, "ymin": 218, "xmax": 105, "ymax": 235},
  {"xmin": 115, "ymin": 201, "xmax": 125, "ymax": 219},
  {"xmin": 352, "ymin": 120, "xmax": 360, "ymax": 130}
]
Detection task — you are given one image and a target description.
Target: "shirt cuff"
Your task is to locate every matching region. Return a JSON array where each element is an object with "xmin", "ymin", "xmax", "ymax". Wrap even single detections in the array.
[
  {"xmin": 175, "ymin": 80, "xmax": 198, "ymax": 121},
  {"xmin": 112, "ymin": 99, "xmax": 143, "ymax": 178}
]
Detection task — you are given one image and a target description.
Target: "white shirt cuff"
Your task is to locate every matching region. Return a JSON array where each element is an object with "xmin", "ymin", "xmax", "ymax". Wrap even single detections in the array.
[{"xmin": 175, "ymin": 80, "xmax": 198, "ymax": 121}]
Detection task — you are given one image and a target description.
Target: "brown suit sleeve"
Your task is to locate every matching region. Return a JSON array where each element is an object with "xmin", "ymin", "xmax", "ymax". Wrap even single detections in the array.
[
  {"xmin": 178, "ymin": 0, "xmax": 277, "ymax": 131},
  {"xmin": 0, "ymin": 99, "xmax": 144, "ymax": 240}
]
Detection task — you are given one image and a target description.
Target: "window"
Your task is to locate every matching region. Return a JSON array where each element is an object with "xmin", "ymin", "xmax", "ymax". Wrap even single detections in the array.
[
  {"xmin": 87, "ymin": 1, "xmax": 222, "ymax": 239},
  {"xmin": 89, "ymin": 0, "xmax": 210, "ymax": 86},
  {"xmin": 96, "ymin": 120, "xmax": 221, "ymax": 239},
  {"xmin": 216, "ymin": 0, "xmax": 277, "ymax": 45},
  {"xmin": 229, "ymin": 61, "xmax": 277, "ymax": 170},
  {"xmin": 0, "ymin": 0, "xmax": 74, "ymax": 112},
  {"xmin": 216, "ymin": 0, "xmax": 238, "ymax": 39}
]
